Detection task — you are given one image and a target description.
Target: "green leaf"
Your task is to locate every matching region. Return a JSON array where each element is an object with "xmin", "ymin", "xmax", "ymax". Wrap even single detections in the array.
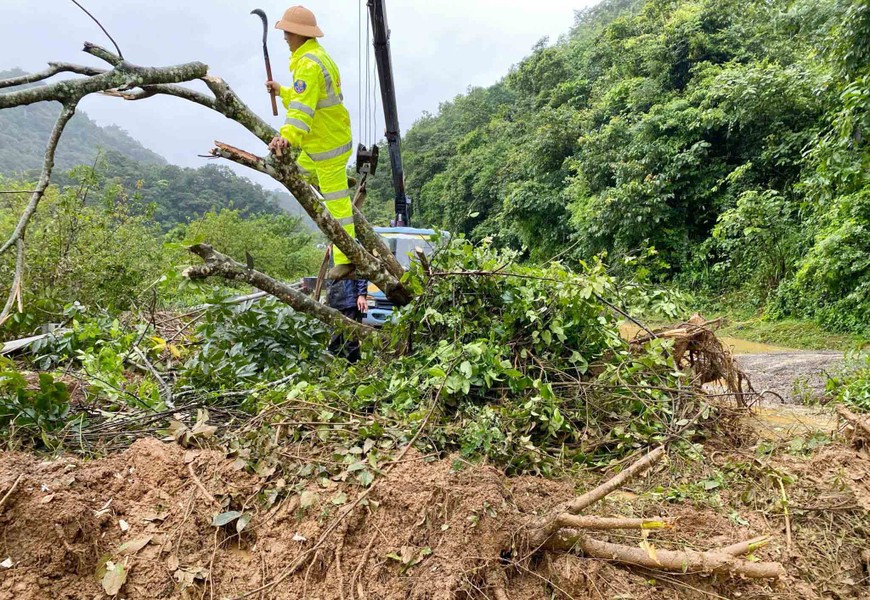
[
  {"xmin": 212, "ymin": 511, "xmax": 242, "ymax": 527},
  {"xmin": 236, "ymin": 512, "xmax": 253, "ymax": 533}
]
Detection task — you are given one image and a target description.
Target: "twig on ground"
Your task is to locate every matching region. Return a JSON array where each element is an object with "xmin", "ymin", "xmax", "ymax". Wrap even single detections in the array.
[
  {"xmin": 0, "ymin": 474, "xmax": 24, "ymax": 511},
  {"xmin": 351, "ymin": 533, "xmax": 377, "ymax": 600},
  {"xmin": 187, "ymin": 462, "xmax": 220, "ymax": 507}
]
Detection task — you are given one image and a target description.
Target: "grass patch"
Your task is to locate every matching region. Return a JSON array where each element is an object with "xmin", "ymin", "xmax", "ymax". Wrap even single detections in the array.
[{"xmin": 718, "ymin": 317, "xmax": 867, "ymax": 351}]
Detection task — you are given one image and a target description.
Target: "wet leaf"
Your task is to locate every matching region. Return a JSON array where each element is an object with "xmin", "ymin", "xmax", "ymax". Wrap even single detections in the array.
[
  {"xmin": 236, "ymin": 512, "xmax": 253, "ymax": 534},
  {"xmin": 117, "ymin": 536, "xmax": 152, "ymax": 556},
  {"xmin": 101, "ymin": 561, "xmax": 127, "ymax": 595},
  {"xmin": 211, "ymin": 511, "xmax": 242, "ymax": 527}
]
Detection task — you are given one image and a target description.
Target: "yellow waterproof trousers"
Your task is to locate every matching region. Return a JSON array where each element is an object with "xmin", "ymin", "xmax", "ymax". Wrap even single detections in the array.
[{"xmin": 297, "ymin": 149, "xmax": 354, "ymax": 265}]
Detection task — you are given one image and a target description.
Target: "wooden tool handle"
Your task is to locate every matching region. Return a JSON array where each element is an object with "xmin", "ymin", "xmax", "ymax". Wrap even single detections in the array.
[{"xmin": 265, "ymin": 60, "xmax": 278, "ymax": 116}]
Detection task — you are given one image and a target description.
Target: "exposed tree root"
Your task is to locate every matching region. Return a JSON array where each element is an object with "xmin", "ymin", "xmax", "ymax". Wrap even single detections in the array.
[
  {"xmin": 549, "ymin": 534, "xmax": 785, "ymax": 579},
  {"xmin": 512, "ymin": 445, "xmax": 784, "ymax": 596}
]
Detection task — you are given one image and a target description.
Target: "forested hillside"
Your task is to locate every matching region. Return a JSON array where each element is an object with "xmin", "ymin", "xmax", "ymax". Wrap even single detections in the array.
[
  {"xmin": 0, "ymin": 69, "xmax": 166, "ymax": 172},
  {"xmin": 366, "ymin": 0, "xmax": 868, "ymax": 332},
  {"xmin": 52, "ymin": 151, "xmax": 286, "ymax": 228}
]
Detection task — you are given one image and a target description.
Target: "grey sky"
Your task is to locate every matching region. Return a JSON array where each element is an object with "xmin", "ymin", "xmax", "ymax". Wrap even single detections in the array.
[{"xmin": 0, "ymin": 0, "xmax": 593, "ymax": 189}]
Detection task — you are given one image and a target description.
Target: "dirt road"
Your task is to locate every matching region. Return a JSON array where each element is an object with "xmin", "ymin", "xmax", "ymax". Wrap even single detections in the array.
[{"xmin": 735, "ymin": 351, "xmax": 843, "ymax": 404}]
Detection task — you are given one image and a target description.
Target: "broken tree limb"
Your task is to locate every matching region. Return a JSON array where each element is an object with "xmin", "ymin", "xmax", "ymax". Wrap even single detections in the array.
[
  {"xmin": 353, "ymin": 206, "xmax": 405, "ymax": 280},
  {"xmin": 716, "ymin": 536, "xmax": 771, "ymax": 557},
  {"xmin": 566, "ymin": 446, "xmax": 667, "ymax": 514},
  {"xmin": 0, "ymin": 57, "xmax": 208, "ymax": 110},
  {"xmin": 184, "ymin": 244, "xmax": 377, "ymax": 340},
  {"xmin": 211, "ymin": 142, "xmax": 412, "ymax": 306},
  {"xmin": 837, "ymin": 405, "xmax": 870, "ymax": 439},
  {"xmin": 525, "ymin": 446, "xmax": 667, "ymax": 550},
  {"xmin": 550, "ymin": 534, "xmax": 785, "ymax": 579},
  {"xmin": 555, "ymin": 514, "xmax": 672, "ymax": 531},
  {"xmin": 0, "ymin": 62, "xmax": 105, "ymax": 89}
]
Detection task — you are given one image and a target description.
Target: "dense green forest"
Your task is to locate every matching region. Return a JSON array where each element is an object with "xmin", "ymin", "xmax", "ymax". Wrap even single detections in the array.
[
  {"xmin": 53, "ymin": 151, "xmax": 286, "ymax": 228},
  {"xmin": 0, "ymin": 69, "xmax": 166, "ymax": 172},
  {"xmin": 365, "ymin": 0, "xmax": 869, "ymax": 333}
]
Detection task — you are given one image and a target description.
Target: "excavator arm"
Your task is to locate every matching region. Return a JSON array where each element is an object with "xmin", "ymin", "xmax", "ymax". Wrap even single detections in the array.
[{"xmin": 366, "ymin": 0, "xmax": 410, "ymax": 227}]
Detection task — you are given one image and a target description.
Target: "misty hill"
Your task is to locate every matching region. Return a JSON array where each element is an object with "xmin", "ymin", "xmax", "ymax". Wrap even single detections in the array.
[
  {"xmin": 0, "ymin": 68, "xmax": 166, "ymax": 173},
  {"xmin": 0, "ymin": 68, "xmax": 319, "ymax": 230},
  {"xmin": 50, "ymin": 150, "xmax": 288, "ymax": 228}
]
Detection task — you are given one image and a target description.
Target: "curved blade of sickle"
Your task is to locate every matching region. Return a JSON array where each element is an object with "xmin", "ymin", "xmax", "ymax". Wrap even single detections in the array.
[{"xmin": 251, "ymin": 9, "xmax": 269, "ymax": 54}]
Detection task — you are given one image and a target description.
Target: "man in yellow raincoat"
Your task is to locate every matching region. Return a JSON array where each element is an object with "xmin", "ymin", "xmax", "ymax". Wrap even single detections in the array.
[{"xmin": 266, "ymin": 5, "xmax": 355, "ymax": 279}]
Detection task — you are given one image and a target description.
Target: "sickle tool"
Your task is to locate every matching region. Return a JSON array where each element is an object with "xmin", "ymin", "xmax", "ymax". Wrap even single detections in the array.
[{"xmin": 251, "ymin": 9, "xmax": 278, "ymax": 116}]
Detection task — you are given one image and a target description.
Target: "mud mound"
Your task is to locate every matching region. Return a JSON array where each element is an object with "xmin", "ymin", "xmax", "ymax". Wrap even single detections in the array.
[{"xmin": 0, "ymin": 438, "xmax": 866, "ymax": 599}]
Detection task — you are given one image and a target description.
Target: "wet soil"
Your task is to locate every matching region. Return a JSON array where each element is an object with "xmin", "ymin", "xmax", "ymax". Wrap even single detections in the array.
[{"xmin": 0, "ymin": 434, "xmax": 868, "ymax": 600}]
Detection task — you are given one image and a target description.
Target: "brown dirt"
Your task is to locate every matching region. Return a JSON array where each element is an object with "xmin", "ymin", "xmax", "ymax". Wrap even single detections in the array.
[{"xmin": 1, "ymin": 435, "xmax": 868, "ymax": 599}]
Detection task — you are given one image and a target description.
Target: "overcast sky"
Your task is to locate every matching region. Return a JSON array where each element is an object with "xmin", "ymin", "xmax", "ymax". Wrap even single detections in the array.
[{"xmin": 0, "ymin": 0, "xmax": 593, "ymax": 189}]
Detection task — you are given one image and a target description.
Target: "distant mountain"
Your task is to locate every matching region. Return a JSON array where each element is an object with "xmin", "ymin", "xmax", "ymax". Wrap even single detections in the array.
[
  {"xmin": 50, "ymin": 150, "xmax": 288, "ymax": 229},
  {"xmin": 0, "ymin": 68, "xmax": 321, "ymax": 230},
  {"xmin": 0, "ymin": 68, "xmax": 166, "ymax": 174}
]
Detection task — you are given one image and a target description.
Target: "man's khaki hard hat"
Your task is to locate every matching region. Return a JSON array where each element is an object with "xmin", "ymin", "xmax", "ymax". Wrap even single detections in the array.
[{"xmin": 275, "ymin": 6, "xmax": 324, "ymax": 38}]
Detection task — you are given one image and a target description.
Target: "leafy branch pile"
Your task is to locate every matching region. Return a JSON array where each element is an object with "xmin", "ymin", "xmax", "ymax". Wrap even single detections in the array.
[{"xmin": 4, "ymin": 239, "xmax": 728, "ymax": 485}]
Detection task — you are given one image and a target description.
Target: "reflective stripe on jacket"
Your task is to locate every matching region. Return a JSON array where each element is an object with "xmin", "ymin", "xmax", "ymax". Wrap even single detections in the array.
[{"xmin": 279, "ymin": 39, "xmax": 352, "ymax": 160}]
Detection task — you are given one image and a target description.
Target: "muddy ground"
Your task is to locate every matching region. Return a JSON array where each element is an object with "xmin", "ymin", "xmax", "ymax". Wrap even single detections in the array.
[
  {"xmin": 1, "ymin": 423, "xmax": 869, "ymax": 599},
  {"xmin": 736, "ymin": 351, "xmax": 844, "ymax": 404},
  {"xmin": 1, "ymin": 351, "xmax": 868, "ymax": 599}
]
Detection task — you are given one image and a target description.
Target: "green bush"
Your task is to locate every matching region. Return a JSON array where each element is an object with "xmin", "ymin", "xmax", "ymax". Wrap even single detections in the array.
[
  {"xmin": 0, "ymin": 360, "xmax": 73, "ymax": 447},
  {"xmin": 167, "ymin": 208, "xmax": 322, "ymax": 283},
  {"xmin": 827, "ymin": 352, "xmax": 870, "ymax": 413},
  {"xmin": 0, "ymin": 168, "xmax": 167, "ymax": 334}
]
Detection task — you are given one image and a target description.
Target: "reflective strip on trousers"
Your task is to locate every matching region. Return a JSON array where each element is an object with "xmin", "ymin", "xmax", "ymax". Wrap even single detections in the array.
[
  {"xmin": 322, "ymin": 189, "xmax": 351, "ymax": 201},
  {"xmin": 284, "ymin": 117, "xmax": 310, "ymax": 133},
  {"xmin": 336, "ymin": 215, "xmax": 355, "ymax": 226},
  {"xmin": 308, "ymin": 141, "xmax": 353, "ymax": 162},
  {"xmin": 288, "ymin": 101, "xmax": 315, "ymax": 117}
]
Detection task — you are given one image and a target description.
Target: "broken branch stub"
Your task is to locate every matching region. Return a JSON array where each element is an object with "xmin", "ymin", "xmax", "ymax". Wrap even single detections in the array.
[{"xmin": 211, "ymin": 142, "xmax": 412, "ymax": 306}]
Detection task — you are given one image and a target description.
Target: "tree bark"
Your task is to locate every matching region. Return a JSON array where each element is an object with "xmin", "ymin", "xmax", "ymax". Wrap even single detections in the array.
[
  {"xmin": 184, "ymin": 244, "xmax": 377, "ymax": 340},
  {"xmin": 549, "ymin": 534, "xmax": 785, "ymax": 579},
  {"xmin": 211, "ymin": 142, "xmax": 412, "ymax": 306}
]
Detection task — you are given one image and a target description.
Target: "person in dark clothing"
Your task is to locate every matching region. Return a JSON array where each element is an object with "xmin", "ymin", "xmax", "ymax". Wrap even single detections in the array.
[{"xmin": 326, "ymin": 275, "xmax": 368, "ymax": 363}]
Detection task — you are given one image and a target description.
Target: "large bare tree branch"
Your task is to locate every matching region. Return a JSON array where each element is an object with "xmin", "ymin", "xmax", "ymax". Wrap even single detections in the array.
[
  {"xmin": 0, "ymin": 63, "xmax": 105, "ymax": 89},
  {"xmin": 0, "ymin": 60, "xmax": 208, "ymax": 109},
  {"xmin": 0, "ymin": 40, "xmax": 412, "ymax": 333},
  {"xmin": 184, "ymin": 244, "xmax": 378, "ymax": 340},
  {"xmin": 212, "ymin": 142, "xmax": 412, "ymax": 305}
]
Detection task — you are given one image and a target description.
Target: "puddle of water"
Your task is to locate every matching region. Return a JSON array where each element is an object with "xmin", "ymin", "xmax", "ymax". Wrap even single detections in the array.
[
  {"xmin": 719, "ymin": 337, "xmax": 793, "ymax": 354},
  {"xmin": 618, "ymin": 323, "xmax": 794, "ymax": 354},
  {"xmin": 749, "ymin": 406, "xmax": 837, "ymax": 441}
]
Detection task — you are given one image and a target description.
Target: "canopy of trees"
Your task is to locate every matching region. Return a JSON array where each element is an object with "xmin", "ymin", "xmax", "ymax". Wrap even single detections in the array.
[{"xmin": 365, "ymin": 0, "xmax": 868, "ymax": 333}]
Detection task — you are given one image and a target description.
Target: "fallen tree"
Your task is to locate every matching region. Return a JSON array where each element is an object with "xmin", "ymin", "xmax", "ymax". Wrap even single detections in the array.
[
  {"xmin": 0, "ymin": 42, "xmax": 409, "ymax": 329},
  {"xmin": 0, "ymin": 36, "xmax": 786, "ymax": 597}
]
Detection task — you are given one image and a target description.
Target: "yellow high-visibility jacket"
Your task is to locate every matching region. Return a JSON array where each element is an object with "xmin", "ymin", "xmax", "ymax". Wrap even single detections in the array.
[{"xmin": 279, "ymin": 39, "xmax": 353, "ymax": 161}]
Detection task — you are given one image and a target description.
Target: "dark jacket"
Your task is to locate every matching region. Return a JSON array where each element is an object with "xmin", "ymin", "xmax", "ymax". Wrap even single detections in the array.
[{"xmin": 327, "ymin": 278, "xmax": 368, "ymax": 311}]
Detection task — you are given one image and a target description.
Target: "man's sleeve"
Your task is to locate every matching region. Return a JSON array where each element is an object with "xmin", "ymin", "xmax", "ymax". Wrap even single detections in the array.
[
  {"xmin": 278, "ymin": 60, "xmax": 322, "ymax": 147},
  {"xmin": 356, "ymin": 279, "xmax": 368, "ymax": 298}
]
